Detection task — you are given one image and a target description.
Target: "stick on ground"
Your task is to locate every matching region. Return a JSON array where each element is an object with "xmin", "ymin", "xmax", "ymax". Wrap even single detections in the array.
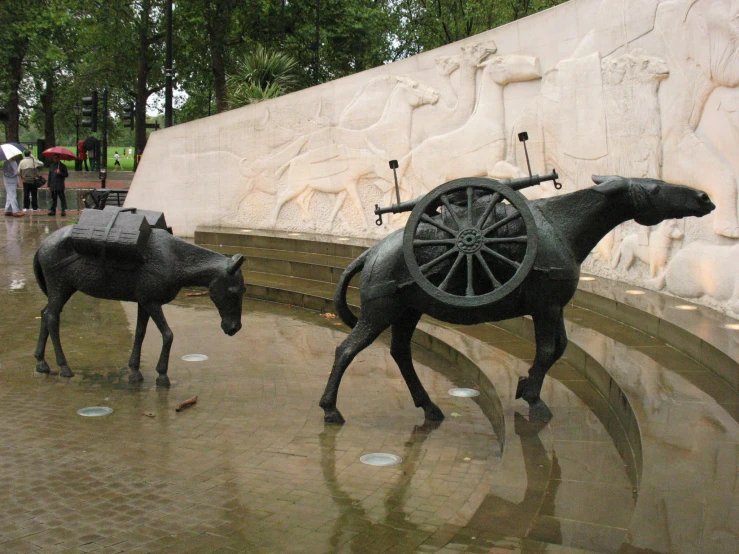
[{"xmin": 175, "ymin": 396, "xmax": 198, "ymax": 412}]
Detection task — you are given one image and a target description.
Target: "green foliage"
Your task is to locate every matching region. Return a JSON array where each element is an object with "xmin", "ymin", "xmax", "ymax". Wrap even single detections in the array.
[{"xmin": 227, "ymin": 46, "xmax": 298, "ymax": 108}]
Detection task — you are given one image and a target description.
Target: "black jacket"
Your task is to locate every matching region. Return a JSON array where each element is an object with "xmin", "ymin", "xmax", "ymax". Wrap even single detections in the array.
[{"xmin": 47, "ymin": 162, "xmax": 69, "ymax": 192}]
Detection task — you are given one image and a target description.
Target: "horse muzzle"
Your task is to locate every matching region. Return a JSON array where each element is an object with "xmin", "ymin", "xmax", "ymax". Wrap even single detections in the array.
[{"xmin": 223, "ymin": 322, "xmax": 242, "ymax": 336}]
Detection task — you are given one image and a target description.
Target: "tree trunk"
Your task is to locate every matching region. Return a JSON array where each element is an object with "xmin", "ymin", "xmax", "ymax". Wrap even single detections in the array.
[
  {"xmin": 41, "ymin": 71, "xmax": 56, "ymax": 148},
  {"xmin": 135, "ymin": 0, "xmax": 154, "ymax": 158},
  {"xmin": 5, "ymin": 55, "xmax": 24, "ymax": 142},
  {"xmin": 208, "ymin": 16, "xmax": 228, "ymax": 113}
]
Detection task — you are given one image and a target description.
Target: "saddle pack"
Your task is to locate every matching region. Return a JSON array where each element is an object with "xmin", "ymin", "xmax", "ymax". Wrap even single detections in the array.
[{"xmin": 71, "ymin": 206, "xmax": 170, "ymax": 263}]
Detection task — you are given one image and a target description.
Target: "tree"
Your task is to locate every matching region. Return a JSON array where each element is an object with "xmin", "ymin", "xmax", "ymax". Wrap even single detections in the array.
[{"xmin": 227, "ymin": 46, "xmax": 298, "ymax": 108}]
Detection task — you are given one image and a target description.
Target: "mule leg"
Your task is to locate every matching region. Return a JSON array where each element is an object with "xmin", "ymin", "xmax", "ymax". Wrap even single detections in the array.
[
  {"xmin": 319, "ymin": 316, "xmax": 390, "ymax": 424},
  {"xmin": 390, "ymin": 309, "xmax": 444, "ymax": 421},
  {"xmin": 145, "ymin": 304, "xmax": 174, "ymax": 387},
  {"xmin": 44, "ymin": 289, "xmax": 76, "ymax": 378},
  {"xmin": 34, "ymin": 306, "xmax": 51, "ymax": 373},
  {"xmin": 128, "ymin": 304, "xmax": 149, "ymax": 383},
  {"xmin": 515, "ymin": 306, "xmax": 566, "ymax": 420}
]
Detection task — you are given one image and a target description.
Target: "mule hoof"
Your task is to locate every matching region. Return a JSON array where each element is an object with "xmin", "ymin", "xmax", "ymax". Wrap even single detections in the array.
[
  {"xmin": 528, "ymin": 399, "xmax": 553, "ymax": 422},
  {"xmin": 128, "ymin": 370, "xmax": 144, "ymax": 383},
  {"xmin": 36, "ymin": 360, "xmax": 51, "ymax": 374},
  {"xmin": 155, "ymin": 375, "xmax": 171, "ymax": 387},
  {"xmin": 323, "ymin": 409, "xmax": 345, "ymax": 425},
  {"xmin": 423, "ymin": 403, "xmax": 445, "ymax": 422},
  {"xmin": 60, "ymin": 365, "xmax": 74, "ymax": 378},
  {"xmin": 515, "ymin": 376, "xmax": 527, "ymax": 399}
]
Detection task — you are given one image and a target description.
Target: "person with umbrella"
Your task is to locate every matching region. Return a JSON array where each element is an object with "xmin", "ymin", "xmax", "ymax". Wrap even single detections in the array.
[
  {"xmin": 43, "ymin": 148, "xmax": 73, "ymax": 217},
  {"xmin": 2, "ymin": 142, "xmax": 25, "ymax": 217}
]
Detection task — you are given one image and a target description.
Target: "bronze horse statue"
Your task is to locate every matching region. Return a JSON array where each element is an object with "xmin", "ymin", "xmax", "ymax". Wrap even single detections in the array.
[
  {"xmin": 33, "ymin": 225, "xmax": 246, "ymax": 385},
  {"xmin": 320, "ymin": 175, "xmax": 715, "ymax": 423}
]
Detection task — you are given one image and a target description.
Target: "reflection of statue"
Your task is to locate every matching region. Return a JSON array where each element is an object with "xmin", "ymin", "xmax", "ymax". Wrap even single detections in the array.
[
  {"xmin": 33, "ymin": 211, "xmax": 246, "ymax": 383},
  {"xmin": 319, "ymin": 177, "xmax": 714, "ymax": 423},
  {"xmin": 461, "ymin": 413, "xmax": 560, "ymax": 545},
  {"xmin": 319, "ymin": 421, "xmax": 441, "ymax": 551}
]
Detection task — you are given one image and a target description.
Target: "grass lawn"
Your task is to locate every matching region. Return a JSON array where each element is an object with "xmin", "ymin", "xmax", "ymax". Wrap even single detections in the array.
[{"xmin": 2, "ymin": 145, "xmax": 136, "ymax": 172}]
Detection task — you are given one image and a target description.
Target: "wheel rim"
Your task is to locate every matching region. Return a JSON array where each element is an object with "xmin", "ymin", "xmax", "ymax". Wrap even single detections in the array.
[{"xmin": 403, "ymin": 177, "xmax": 538, "ymax": 309}]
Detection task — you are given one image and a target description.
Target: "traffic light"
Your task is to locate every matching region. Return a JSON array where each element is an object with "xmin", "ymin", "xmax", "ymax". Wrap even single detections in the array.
[
  {"xmin": 81, "ymin": 91, "xmax": 98, "ymax": 132},
  {"xmin": 122, "ymin": 103, "xmax": 134, "ymax": 128}
]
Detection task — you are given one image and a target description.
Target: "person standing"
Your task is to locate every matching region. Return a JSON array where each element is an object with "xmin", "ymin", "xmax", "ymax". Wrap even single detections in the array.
[
  {"xmin": 18, "ymin": 150, "xmax": 44, "ymax": 211},
  {"xmin": 47, "ymin": 154, "xmax": 69, "ymax": 216},
  {"xmin": 113, "ymin": 151, "xmax": 122, "ymax": 170},
  {"xmin": 77, "ymin": 139, "xmax": 89, "ymax": 171},
  {"xmin": 3, "ymin": 154, "xmax": 24, "ymax": 217}
]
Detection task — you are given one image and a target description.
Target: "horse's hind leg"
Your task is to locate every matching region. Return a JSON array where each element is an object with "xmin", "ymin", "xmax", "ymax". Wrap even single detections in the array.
[
  {"xmin": 516, "ymin": 305, "xmax": 566, "ymax": 421},
  {"xmin": 319, "ymin": 316, "xmax": 390, "ymax": 424},
  {"xmin": 34, "ymin": 306, "xmax": 51, "ymax": 373},
  {"xmin": 44, "ymin": 289, "xmax": 76, "ymax": 378},
  {"xmin": 145, "ymin": 303, "xmax": 174, "ymax": 387},
  {"xmin": 127, "ymin": 304, "xmax": 149, "ymax": 383},
  {"xmin": 391, "ymin": 309, "xmax": 444, "ymax": 421}
]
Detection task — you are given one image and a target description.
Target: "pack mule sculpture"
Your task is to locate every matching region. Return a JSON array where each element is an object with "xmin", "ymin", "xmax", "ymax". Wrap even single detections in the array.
[
  {"xmin": 320, "ymin": 175, "xmax": 715, "ymax": 423},
  {"xmin": 33, "ymin": 213, "xmax": 246, "ymax": 385}
]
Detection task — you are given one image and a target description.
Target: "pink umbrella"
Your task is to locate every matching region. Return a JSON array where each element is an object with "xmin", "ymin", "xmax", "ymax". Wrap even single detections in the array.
[{"xmin": 42, "ymin": 146, "xmax": 77, "ymax": 160}]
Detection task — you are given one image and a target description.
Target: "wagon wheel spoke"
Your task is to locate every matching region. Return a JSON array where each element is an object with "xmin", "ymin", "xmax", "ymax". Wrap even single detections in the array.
[
  {"xmin": 482, "ymin": 246, "xmax": 521, "ymax": 269},
  {"xmin": 466, "ymin": 254, "xmax": 474, "ymax": 296},
  {"xmin": 484, "ymin": 235, "xmax": 528, "ymax": 245},
  {"xmin": 474, "ymin": 251, "xmax": 502, "ymax": 288},
  {"xmin": 439, "ymin": 251, "xmax": 465, "ymax": 291},
  {"xmin": 421, "ymin": 214, "xmax": 458, "ymax": 237},
  {"xmin": 439, "ymin": 195, "xmax": 463, "ymax": 231},
  {"xmin": 420, "ymin": 246, "xmax": 460, "ymax": 275},
  {"xmin": 413, "ymin": 238, "xmax": 457, "ymax": 247},
  {"xmin": 466, "ymin": 187, "xmax": 475, "ymax": 226},
  {"xmin": 476, "ymin": 192, "xmax": 501, "ymax": 230},
  {"xmin": 482, "ymin": 211, "xmax": 522, "ymax": 236}
]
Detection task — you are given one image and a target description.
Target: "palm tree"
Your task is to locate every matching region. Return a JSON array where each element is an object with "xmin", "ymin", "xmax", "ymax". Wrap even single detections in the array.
[{"xmin": 227, "ymin": 45, "xmax": 299, "ymax": 108}]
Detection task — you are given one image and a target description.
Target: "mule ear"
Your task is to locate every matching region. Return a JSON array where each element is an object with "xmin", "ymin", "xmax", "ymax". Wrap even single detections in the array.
[
  {"xmin": 227, "ymin": 254, "xmax": 245, "ymax": 275},
  {"xmin": 592, "ymin": 175, "xmax": 627, "ymax": 196}
]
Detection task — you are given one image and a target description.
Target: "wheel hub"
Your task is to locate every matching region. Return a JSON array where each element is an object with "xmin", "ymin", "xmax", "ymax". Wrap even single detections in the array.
[{"xmin": 457, "ymin": 228, "xmax": 482, "ymax": 253}]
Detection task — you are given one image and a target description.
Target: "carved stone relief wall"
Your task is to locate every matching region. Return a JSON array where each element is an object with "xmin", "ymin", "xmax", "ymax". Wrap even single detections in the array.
[{"xmin": 127, "ymin": 0, "xmax": 739, "ymax": 317}]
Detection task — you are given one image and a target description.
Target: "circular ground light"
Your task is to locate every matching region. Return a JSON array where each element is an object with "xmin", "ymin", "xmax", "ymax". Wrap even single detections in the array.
[
  {"xmin": 360, "ymin": 453, "xmax": 402, "ymax": 466},
  {"xmin": 448, "ymin": 387, "xmax": 480, "ymax": 398},
  {"xmin": 77, "ymin": 406, "xmax": 113, "ymax": 417},
  {"xmin": 182, "ymin": 354, "xmax": 209, "ymax": 362}
]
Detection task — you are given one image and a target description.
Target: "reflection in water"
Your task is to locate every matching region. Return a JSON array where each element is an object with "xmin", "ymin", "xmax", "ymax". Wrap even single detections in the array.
[
  {"xmin": 320, "ymin": 420, "xmax": 442, "ymax": 552},
  {"xmin": 462, "ymin": 412, "xmax": 561, "ymax": 552}
]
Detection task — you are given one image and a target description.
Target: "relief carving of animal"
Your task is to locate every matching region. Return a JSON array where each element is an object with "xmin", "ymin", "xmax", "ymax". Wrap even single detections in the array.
[
  {"xmin": 320, "ymin": 176, "xmax": 714, "ymax": 424},
  {"xmin": 610, "ymin": 219, "xmax": 683, "ymax": 278}
]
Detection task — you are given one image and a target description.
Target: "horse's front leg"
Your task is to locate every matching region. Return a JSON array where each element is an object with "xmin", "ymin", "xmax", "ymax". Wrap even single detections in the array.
[
  {"xmin": 516, "ymin": 305, "xmax": 567, "ymax": 420},
  {"xmin": 34, "ymin": 306, "xmax": 51, "ymax": 373},
  {"xmin": 127, "ymin": 304, "xmax": 149, "ymax": 383},
  {"xmin": 44, "ymin": 290, "xmax": 75, "ymax": 378},
  {"xmin": 145, "ymin": 303, "xmax": 174, "ymax": 387}
]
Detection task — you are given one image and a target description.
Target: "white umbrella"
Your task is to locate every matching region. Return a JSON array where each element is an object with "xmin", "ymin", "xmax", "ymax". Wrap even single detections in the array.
[{"xmin": 0, "ymin": 143, "xmax": 24, "ymax": 162}]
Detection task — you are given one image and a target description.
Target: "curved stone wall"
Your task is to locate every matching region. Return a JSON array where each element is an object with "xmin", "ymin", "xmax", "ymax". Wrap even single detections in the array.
[{"xmin": 127, "ymin": 0, "xmax": 739, "ymax": 316}]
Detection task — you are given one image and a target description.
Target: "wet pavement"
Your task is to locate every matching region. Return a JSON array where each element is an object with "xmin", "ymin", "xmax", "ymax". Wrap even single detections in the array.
[{"xmin": 1, "ymin": 216, "xmax": 734, "ymax": 553}]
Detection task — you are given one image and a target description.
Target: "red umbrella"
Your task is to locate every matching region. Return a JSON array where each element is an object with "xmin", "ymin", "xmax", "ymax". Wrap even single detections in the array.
[{"xmin": 42, "ymin": 146, "xmax": 77, "ymax": 160}]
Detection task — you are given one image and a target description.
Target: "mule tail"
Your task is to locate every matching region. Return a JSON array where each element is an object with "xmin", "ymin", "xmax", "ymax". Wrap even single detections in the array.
[
  {"xmin": 33, "ymin": 251, "xmax": 48, "ymax": 297},
  {"xmin": 334, "ymin": 250, "xmax": 369, "ymax": 328}
]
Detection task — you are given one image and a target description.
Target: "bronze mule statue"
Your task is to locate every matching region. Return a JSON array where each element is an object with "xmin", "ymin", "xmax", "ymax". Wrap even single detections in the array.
[
  {"xmin": 320, "ymin": 175, "xmax": 715, "ymax": 423},
  {"xmin": 33, "ymin": 223, "xmax": 246, "ymax": 385}
]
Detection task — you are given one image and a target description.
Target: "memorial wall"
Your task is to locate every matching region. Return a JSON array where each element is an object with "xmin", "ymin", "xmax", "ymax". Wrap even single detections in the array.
[{"xmin": 127, "ymin": 0, "xmax": 739, "ymax": 316}]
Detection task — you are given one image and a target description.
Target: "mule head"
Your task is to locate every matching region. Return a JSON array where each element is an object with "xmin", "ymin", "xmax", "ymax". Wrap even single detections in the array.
[
  {"xmin": 591, "ymin": 175, "xmax": 715, "ymax": 226},
  {"xmin": 209, "ymin": 254, "xmax": 246, "ymax": 336}
]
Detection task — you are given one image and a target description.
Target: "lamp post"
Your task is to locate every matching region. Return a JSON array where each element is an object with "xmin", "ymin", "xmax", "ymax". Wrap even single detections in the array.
[{"xmin": 73, "ymin": 105, "xmax": 81, "ymax": 171}]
